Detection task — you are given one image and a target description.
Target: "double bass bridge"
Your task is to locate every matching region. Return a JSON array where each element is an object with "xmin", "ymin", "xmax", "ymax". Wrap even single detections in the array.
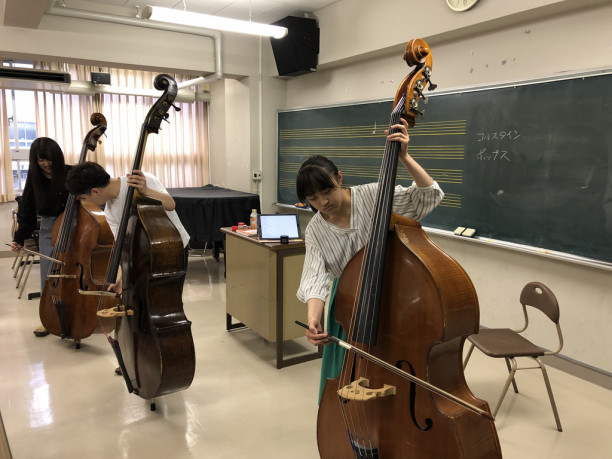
[
  {"xmin": 338, "ymin": 377, "xmax": 396, "ymax": 402},
  {"xmin": 96, "ymin": 305, "xmax": 134, "ymax": 318}
]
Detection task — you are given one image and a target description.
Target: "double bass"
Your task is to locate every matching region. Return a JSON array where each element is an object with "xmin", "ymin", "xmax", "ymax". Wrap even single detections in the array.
[
  {"xmin": 316, "ymin": 40, "xmax": 503, "ymax": 458},
  {"xmin": 39, "ymin": 113, "xmax": 118, "ymax": 347},
  {"xmin": 100, "ymin": 74, "xmax": 195, "ymax": 402}
]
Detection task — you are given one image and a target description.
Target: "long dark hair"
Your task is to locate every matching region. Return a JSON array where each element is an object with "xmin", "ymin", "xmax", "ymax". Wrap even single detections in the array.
[
  {"xmin": 28, "ymin": 137, "xmax": 67, "ymax": 212},
  {"xmin": 296, "ymin": 155, "xmax": 341, "ymax": 207}
]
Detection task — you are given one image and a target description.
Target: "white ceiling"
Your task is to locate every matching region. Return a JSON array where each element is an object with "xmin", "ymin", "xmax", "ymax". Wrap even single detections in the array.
[{"xmin": 68, "ymin": 0, "xmax": 339, "ymax": 24}]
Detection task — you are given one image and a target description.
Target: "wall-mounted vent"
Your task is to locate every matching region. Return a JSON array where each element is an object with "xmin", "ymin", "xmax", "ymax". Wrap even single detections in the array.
[{"xmin": 0, "ymin": 67, "xmax": 71, "ymax": 91}]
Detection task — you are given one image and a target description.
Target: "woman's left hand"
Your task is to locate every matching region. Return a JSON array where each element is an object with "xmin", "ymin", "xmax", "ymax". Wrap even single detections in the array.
[{"xmin": 385, "ymin": 117, "xmax": 411, "ymax": 161}]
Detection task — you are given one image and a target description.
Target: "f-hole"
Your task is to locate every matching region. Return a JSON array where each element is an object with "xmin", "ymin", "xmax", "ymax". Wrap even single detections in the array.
[
  {"xmin": 76, "ymin": 263, "xmax": 87, "ymax": 291},
  {"xmin": 397, "ymin": 359, "xmax": 433, "ymax": 431}
]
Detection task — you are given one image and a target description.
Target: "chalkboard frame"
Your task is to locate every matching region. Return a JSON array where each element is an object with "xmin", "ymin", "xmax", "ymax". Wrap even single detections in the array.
[{"xmin": 276, "ymin": 69, "xmax": 612, "ymax": 268}]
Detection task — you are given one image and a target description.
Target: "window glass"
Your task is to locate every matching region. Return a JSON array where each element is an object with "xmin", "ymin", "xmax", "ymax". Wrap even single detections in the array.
[
  {"xmin": 8, "ymin": 91, "xmax": 37, "ymax": 150},
  {"xmin": 4, "ymin": 61, "xmax": 38, "ymax": 192},
  {"xmin": 12, "ymin": 160, "xmax": 30, "ymax": 194}
]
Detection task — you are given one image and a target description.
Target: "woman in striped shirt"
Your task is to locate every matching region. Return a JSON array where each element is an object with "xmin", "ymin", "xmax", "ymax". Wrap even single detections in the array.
[{"xmin": 295, "ymin": 117, "xmax": 444, "ymax": 400}]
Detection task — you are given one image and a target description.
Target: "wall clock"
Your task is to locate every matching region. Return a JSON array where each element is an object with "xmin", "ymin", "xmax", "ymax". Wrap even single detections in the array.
[{"xmin": 446, "ymin": 0, "xmax": 480, "ymax": 12}]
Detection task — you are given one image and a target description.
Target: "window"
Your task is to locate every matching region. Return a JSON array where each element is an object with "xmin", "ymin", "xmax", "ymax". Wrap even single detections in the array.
[
  {"xmin": 4, "ymin": 61, "xmax": 38, "ymax": 194},
  {"xmin": 12, "ymin": 160, "xmax": 29, "ymax": 192}
]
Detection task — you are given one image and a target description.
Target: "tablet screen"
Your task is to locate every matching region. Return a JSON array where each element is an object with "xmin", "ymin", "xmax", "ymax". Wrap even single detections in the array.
[{"xmin": 257, "ymin": 214, "xmax": 301, "ymax": 240}]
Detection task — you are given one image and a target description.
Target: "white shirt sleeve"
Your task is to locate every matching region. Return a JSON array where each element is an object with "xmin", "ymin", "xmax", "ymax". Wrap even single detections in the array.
[
  {"xmin": 392, "ymin": 181, "xmax": 444, "ymax": 220},
  {"xmin": 296, "ymin": 226, "xmax": 332, "ymax": 303}
]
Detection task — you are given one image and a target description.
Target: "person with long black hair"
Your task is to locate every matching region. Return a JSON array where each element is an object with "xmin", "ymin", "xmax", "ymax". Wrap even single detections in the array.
[{"xmin": 11, "ymin": 137, "xmax": 71, "ymax": 337}]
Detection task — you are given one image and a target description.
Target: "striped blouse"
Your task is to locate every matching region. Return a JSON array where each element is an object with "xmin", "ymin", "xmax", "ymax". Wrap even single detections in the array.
[{"xmin": 296, "ymin": 181, "xmax": 444, "ymax": 303}]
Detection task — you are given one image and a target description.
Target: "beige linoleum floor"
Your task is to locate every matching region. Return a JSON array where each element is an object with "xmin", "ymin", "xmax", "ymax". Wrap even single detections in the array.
[{"xmin": 0, "ymin": 253, "xmax": 610, "ymax": 459}]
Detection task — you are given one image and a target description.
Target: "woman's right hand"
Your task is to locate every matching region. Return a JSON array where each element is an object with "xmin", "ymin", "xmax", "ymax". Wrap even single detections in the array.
[
  {"xmin": 10, "ymin": 241, "xmax": 22, "ymax": 252},
  {"xmin": 306, "ymin": 318, "xmax": 329, "ymax": 346}
]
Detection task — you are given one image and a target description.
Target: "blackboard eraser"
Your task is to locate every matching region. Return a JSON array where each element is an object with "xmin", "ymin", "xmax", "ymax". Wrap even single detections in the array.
[
  {"xmin": 462, "ymin": 228, "xmax": 477, "ymax": 237},
  {"xmin": 454, "ymin": 226, "xmax": 466, "ymax": 235}
]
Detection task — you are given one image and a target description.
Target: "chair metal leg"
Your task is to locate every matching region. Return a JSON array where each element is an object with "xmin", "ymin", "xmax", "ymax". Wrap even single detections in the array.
[
  {"xmin": 15, "ymin": 254, "xmax": 30, "ymax": 288},
  {"xmin": 535, "ymin": 357, "xmax": 563, "ymax": 432},
  {"xmin": 492, "ymin": 357, "xmax": 518, "ymax": 417},
  {"xmin": 18, "ymin": 257, "xmax": 35, "ymax": 299},
  {"xmin": 504, "ymin": 357, "xmax": 520, "ymax": 393},
  {"xmin": 11, "ymin": 253, "xmax": 19, "ymax": 270},
  {"xmin": 13, "ymin": 253, "xmax": 25, "ymax": 278},
  {"xmin": 463, "ymin": 343, "xmax": 475, "ymax": 369}
]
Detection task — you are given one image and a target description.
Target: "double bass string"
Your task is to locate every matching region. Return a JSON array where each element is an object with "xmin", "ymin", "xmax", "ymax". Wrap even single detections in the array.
[{"xmin": 337, "ymin": 95, "xmax": 407, "ymax": 453}]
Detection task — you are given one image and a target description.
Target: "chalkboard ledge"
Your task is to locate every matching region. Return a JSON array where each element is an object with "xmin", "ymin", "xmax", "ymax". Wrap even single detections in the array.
[
  {"xmin": 274, "ymin": 202, "xmax": 314, "ymax": 213},
  {"xmin": 424, "ymin": 227, "xmax": 612, "ymax": 272}
]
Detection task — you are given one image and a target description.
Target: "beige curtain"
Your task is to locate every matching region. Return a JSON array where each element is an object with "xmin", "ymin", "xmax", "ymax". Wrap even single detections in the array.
[
  {"xmin": 35, "ymin": 62, "xmax": 209, "ymax": 187},
  {"xmin": 0, "ymin": 90, "xmax": 15, "ymax": 202},
  {"xmin": 102, "ymin": 68, "xmax": 209, "ymax": 187}
]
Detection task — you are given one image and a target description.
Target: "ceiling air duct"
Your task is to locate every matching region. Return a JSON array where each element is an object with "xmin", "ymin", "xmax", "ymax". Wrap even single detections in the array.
[{"xmin": 0, "ymin": 67, "xmax": 71, "ymax": 92}]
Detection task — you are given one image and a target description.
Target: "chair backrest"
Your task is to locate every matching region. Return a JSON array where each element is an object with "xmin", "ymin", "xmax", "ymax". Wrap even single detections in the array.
[{"xmin": 519, "ymin": 281, "xmax": 560, "ymax": 324}]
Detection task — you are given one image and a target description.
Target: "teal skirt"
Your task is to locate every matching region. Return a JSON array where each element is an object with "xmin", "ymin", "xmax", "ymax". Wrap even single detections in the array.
[{"xmin": 318, "ymin": 278, "xmax": 347, "ymax": 404}]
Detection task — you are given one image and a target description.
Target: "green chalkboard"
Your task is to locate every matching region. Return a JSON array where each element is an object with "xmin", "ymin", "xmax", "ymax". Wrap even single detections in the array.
[{"xmin": 277, "ymin": 71, "xmax": 612, "ymax": 263}]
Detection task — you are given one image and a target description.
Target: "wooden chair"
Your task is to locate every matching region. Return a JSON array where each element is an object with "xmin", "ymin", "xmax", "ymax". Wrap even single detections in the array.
[{"xmin": 463, "ymin": 281, "xmax": 563, "ymax": 431}]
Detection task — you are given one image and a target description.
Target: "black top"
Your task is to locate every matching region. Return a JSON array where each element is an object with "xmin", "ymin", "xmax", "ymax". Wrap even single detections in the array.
[{"xmin": 13, "ymin": 165, "xmax": 71, "ymax": 245}]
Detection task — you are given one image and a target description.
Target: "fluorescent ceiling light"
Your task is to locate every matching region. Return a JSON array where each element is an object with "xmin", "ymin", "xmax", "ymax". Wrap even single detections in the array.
[{"xmin": 141, "ymin": 6, "xmax": 288, "ymax": 39}]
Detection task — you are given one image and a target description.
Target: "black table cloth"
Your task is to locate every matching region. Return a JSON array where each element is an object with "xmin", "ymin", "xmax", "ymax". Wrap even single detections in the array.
[{"xmin": 168, "ymin": 184, "xmax": 261, "ymax": 252}]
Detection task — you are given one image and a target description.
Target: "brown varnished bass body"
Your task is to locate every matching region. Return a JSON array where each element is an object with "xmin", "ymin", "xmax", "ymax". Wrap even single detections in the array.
[
  {"xmin": 317, "ymin": 216, "xmax": 502, "ymax": 458},
  {"xmin": 115, "ymin": 195, "xmax": 195, "ymax": 399},
  {"xmin": 40, "ymin": 199, "xmax": 117, "ymax": 338}
]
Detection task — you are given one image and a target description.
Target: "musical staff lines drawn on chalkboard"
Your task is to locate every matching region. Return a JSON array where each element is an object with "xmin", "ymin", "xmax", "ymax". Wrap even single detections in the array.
[
  {"xmin": 438, "ymin": 193, "xmax": 461, "ymax": 209},
  {"xmin": 279, "ymin": 145, "xmax": 465, "ymax": 161},
  {"xmin": 411, "ymin": 168, "xmax": 463, "ymax": 184},
  {"xmin": 279, "ymin": 163, "xmax": 463, "ymax": 185},
  {"xmin": 279, "ymin": 120, "xmax": 466, "ymax": 139}
]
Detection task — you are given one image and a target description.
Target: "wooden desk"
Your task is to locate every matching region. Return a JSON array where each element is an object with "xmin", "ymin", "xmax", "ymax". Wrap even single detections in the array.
[{"xmin": 221, "ymin": 228, "xmax": 321, "ymax": 368}]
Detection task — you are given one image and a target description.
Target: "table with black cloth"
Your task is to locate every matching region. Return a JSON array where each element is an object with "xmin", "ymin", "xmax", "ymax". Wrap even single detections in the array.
[{"xmin": 167, "ymin": 184, "xmax": 261, "ymax": 257}]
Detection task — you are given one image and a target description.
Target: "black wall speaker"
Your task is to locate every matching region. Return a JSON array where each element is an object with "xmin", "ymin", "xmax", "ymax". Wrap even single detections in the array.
[
  {"xmin": 270, "ymin": 16, "xmax": 319, "ymax": 77},
  {"xmin": 90, "ymin": 72, "xmax": 111, "ymax": 85}
]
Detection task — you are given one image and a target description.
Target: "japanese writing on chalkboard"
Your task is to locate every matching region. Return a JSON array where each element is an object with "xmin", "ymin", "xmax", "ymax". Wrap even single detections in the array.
[
  {"xmin": 475, "ymin": 129, "xmax": 521, "ymax": 161},
  {"xmin": 476, "ymin": 149, "xmax": 510, "ymax": 161},
  {"xmin": 476, "ymin": 130, "xmax": 521, "ymax": 142}
]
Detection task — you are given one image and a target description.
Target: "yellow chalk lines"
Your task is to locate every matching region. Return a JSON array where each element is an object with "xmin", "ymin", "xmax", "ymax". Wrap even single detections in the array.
[
  {"xmin": 279, "ymin": 163, "xmax": 462, "ymax": 184},
  {"xmin": 279, "ymin": 120, "xmax": 466, "ymax": 139},
  {"xmin": 278, "ymin": 144, "xmax": 464, "ymax": 161}
]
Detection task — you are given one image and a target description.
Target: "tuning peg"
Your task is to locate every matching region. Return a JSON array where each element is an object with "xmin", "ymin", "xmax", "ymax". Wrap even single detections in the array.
[
  {"xmin": 162, "ymin": 113, "xmax": 170, "ymax": 123},
  {"xmin": 409, "ymin": 98, "xmax": 424, "ymax": 116},
  {"xmin": 413, "ymin": 79, "xmax": 428, "ymax": 103},
  {"xmin": 172, "ymin": 103, "xmax": 181, "ymax": 112},
  {"xmin": 422, "ymin": 66, "xmax": 437, "ymax": 91}
]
